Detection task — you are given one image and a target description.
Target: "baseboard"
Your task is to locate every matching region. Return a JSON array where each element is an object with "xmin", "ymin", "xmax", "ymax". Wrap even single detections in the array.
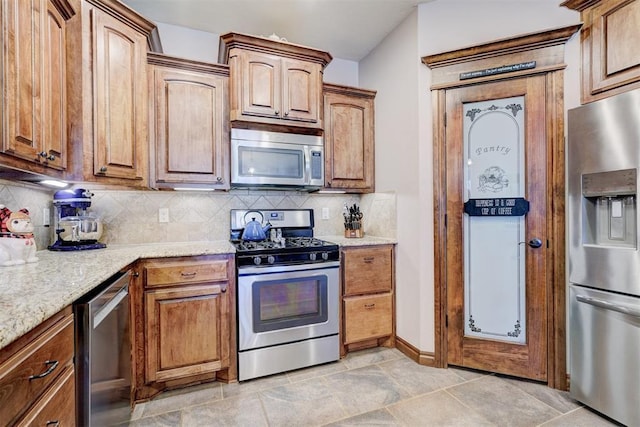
[{"xmin": 395, "ymin": 336, "xmax": 436, "ymax": 367}]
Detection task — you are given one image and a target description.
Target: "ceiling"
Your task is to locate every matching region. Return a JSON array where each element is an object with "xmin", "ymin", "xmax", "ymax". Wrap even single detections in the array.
[{"xmin": 121, "ymin": 0, "xmax": 433, "ymax": 61}]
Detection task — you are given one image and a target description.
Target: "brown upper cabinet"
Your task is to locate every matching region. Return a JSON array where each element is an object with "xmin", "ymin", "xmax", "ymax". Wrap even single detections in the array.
[
  {"xmin": 219, "ymin": 32, "xmax": 332, "ymax": 131},
  {"xmin": 148, "ymin": 53, "xmax": 230, "ymax": 190},
  {"xmin": 66, "ymin": 0, "xmax": 161, "ymax": 187},
  {"xmin": 562, "ymin": 0, "xmax": 640, "ymax": 103},
  {"xmin": 323, "ymin": 83, "xmax": 376, "ymax": 193},
  {"xmin": 0, "ymin": 0, "xmax": 75, "ymax": 177}
]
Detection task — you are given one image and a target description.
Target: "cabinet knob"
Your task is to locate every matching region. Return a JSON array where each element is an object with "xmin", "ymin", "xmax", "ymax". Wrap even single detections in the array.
[
  {"xmin": 47, "ymin": 154, "xmax": 56, "ymax": 161},
  {"xmin": 284, "ymin": 111, "xmax": 289, "ymax": 117},
  {"xmin": 216, "ymin": 176, "xmax": 223, "ymax": 182},
  {"xmin": 99, "ymin": 166, "xmax": 107, "ymax": 173},
  {"xmin": 274, "ymin": 110, "xmax": 280, "ymax": 116}
]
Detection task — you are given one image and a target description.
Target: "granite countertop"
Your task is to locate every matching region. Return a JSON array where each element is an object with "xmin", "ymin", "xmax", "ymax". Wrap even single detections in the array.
[
  {"xmin": 0, "ymin": 241, "xmax": 235, "ymax": 349},
  {"xmin": 0, "ymin": 236, "xmax": 396, "ymax": 350},
  {"xmin": 319, "ymin": 235, "xmax": 397, "ymax": 247}
]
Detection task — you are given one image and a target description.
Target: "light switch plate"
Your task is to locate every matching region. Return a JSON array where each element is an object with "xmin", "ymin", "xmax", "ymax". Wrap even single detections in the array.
[{"xmin": 321, "ymin": 207, "xmax": 330, "ymax": 220}]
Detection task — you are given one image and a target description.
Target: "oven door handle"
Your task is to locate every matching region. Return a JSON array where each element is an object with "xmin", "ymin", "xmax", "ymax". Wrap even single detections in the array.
[
  {"xmin": 238, "ymin": 260, "xmax": 340, "ymax": 275},
  {"xmin": 576, "ymin": 294, "xmax": 640, "ymax": 318}
]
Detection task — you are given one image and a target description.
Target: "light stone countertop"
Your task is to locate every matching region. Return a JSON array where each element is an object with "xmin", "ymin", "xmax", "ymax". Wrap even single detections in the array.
[
  {"xmin": 0, "ymin": 236, "xmax": 395, "ymax": 350},
  {"xmin": 318, "ymin": 235, "xmax": 397, "ymax": 247},
  {"xmin": 0, "ymin": 241, "xmax": 235, "ymax": 349}
]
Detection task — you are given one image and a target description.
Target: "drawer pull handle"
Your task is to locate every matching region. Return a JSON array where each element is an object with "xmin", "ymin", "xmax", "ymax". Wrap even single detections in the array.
[
  {"xmin": 181, "ymin": 272, "xmax": 197, "ymax": 277},
  {"xmin": 363, "ymin": 257, "xmax": 375, "ymax": 263},
  {"xmin": 46, "ymin": 421, "xmax": 60, "ymax": 427},
  {"xmin": 221, "ymin": 284, "xmax": 228, "ymax": 293},
  {"xmin": 29, "ymin": 360, "xmax": 59, "ymax": 380},
  {"xmin": 364, "ymin": 303, "xmax": 376, "ymax": 309}
]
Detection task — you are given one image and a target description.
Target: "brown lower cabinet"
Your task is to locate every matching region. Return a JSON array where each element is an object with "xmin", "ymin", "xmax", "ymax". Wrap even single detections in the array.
[
  {"xmin": 0, "ymin": 306, "xmax": 75, "ymax": 426},
  {"xmin": 341, "ymin": 245, "xmax": 395, "ymax": 356},
  {"xmin": 132, "ymin": 255, "xmax": 236, "ymax": 402}
]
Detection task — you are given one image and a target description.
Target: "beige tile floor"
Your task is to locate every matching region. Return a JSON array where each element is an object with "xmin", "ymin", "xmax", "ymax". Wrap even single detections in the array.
[{"xmin": 125, "ymin": 347, "xmax": 622, "ymax": 427}]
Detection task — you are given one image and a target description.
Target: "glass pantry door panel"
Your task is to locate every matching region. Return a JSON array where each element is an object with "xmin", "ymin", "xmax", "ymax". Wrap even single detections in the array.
[{"xmin": 463, "ymin": 96, "xmax": 526, "ymax": 344}]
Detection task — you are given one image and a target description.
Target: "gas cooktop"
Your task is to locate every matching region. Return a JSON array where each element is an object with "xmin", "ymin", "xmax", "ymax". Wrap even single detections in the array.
[
  {"xmin": 230, "ymin": 209, "xmax": 340, "ymax": 267},
  {"xmin": 232, "ymin": 237, "xmax": 339, "ymax": 267},
  {"xmin": 232, "ymin": 237, "xmax": 336, "ymax": 252}
]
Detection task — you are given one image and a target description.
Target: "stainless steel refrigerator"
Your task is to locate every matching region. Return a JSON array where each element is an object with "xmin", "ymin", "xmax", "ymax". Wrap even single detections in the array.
[{"xmin": 567, "ymin": 88, "xmax": 640, "ymax": 427}]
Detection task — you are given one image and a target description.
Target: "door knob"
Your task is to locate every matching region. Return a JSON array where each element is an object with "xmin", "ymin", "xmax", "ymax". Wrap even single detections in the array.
[{"xmin": 520, "ymin": 238, "xmax": 543, "ymax": 248}]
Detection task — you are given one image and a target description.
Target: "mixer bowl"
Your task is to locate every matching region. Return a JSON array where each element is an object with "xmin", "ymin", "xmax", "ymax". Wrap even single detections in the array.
[{"xmin": 58, "ymin": 216, "xmax": 103, "ymax": 242}]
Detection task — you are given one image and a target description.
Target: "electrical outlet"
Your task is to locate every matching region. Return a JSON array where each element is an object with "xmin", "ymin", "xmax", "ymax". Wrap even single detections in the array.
[
  {"xmin": 158, "ymin": 208, "xmax": 169, "ymax": 223},
  {"xmin": 43, "ymin": 208, "xmax": 50, "ymax": 227},
  {"xmin": 321, "ymin": 207, "xmax": 330, "ymax": 220}
]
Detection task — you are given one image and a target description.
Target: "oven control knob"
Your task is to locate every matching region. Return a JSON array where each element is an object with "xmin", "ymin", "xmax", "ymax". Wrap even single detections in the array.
[
  {"xmin": 322, "ymin": 252, "xmax": 329, "ymax": 260},
  {"xmin": 253, "ymin": 256, "xmax": 262, "ymax": 265},
  {"xmin": 267, "ymin": 255, "xmax": 275, "ymax": 264},
  {"xmin": 309, "ymin": 252, "xmax": 317, "ymax": 261}
]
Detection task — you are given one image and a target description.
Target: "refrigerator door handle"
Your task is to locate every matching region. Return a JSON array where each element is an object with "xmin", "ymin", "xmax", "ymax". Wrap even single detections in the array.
[{"xmin": 576, "ymin": 294, "xmax": 640, "ymax": 318}]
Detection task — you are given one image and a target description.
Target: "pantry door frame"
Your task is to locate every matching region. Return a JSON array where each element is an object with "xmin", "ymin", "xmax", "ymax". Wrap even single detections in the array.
[{"xmin": 422, "ymin": 24, "xmax": 581, "ymax": 390}]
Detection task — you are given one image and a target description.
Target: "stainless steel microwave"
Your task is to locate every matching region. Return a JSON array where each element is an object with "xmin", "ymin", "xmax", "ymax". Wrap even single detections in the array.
[{"xmin": 230, "ymin": 128, "xmax": 324, "ymax": 190}]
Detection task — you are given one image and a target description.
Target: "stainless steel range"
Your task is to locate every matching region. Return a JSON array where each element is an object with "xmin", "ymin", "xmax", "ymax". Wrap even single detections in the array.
[{"xmin": 231, "ymin": 209, "xmax": 340, "ymax": 381}]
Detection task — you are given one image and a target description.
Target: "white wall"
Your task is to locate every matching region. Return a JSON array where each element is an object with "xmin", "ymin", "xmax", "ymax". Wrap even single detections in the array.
[
  {"xmin": 156, "ymin": 22, "xmax": 359, "ymax": 86},
  {"xmin": 157, "ymin": 22, "xmax": 219, "ymax": 62},
  {"xmin": 359, "ymin": 12, "xmax": 429, "ymax": 348},
  {"xmin": 360, "ymin": 0, "xmax": 581, "ymax": 353}
]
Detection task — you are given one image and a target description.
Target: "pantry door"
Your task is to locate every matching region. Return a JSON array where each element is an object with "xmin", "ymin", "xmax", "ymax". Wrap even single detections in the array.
[{"xmin": 444, "ymin": 76, "xmax": 548, "ymax": 381}]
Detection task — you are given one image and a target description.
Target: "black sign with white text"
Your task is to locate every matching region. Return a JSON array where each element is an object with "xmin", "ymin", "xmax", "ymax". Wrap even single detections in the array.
[{"xmin": 464, "ymin": 198, "xmax": 530, "ymax": 217}]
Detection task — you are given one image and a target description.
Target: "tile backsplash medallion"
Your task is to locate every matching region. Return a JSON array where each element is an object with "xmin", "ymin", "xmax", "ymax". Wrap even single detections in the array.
[{"xmin": 0, "ymin": 179, "xmax": 396, "ymax": 249}]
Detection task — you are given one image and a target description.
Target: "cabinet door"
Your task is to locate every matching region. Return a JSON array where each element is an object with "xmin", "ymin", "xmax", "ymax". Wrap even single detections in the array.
[
  {"xmin": 92, "ymin": 8, "xmax": 147, "ymax": 180},
  {"xmin": 153, "ymin": 67, "xmax": 229, "ymax": 187},
  {"xmin": 2, "ymin": 0, "xmax": 66, "ymax": 170},
  {"xmin": 343, "ymin": 246, "xmax": 393, "ymax": 296},
  {"xmin": 144, "ymin": 283, "xmax": 229, "ymax": 383},
  {"xmin": 15, "ymin": 365, "xmax": 75, "ymax": 427},
  {"xmin": 282, "ymin": 58, "xmax": 321, "ymax": 124},
  {"xmin": 42, "ymin": 0, "xmax": 67, "ymax": 169},
  {"xmin": 239, "ymin": 50, "xmax": 281, "ymax": 118},
  {"xmin": 583, "ymin": 0, "xmax": 640, "ymax": 101},
  {"xmin": 324, "ymin": 90, "xmax": 375, "ymax": 192},
  {"xmin": 344, "ymin": 293, "xmax": 393, "ymax": 344}
]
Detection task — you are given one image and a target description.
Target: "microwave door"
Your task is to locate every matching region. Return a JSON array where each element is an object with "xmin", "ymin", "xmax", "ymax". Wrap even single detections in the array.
[{"xmin": 232, "ymin": 140, "xmax": 306, "ymax": 186}]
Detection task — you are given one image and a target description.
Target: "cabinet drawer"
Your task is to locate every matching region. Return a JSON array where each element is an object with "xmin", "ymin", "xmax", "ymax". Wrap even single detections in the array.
[
  {"xmin": 343, "ymin": 246, "xmax": 393, "ymax": 296},
  {"xmin": 15, "ymin": 364, "xmax": 75, "ymax": 427},
  {"xmin": 344, "ymin": 293, "xmax": 393, "ymax": 344},
  {"xmin": 145, "ymin": 260, "xmax": 229, "ymax": 287},
  {"xmin": 0, "ymin": 313, "xmax": 74, "ymax": 425}
]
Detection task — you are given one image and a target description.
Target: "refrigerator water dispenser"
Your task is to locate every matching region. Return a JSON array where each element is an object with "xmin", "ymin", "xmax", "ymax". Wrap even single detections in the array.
[{"xmin": 582, "ymin": 169, "xmax": 636, "ymax": 248}]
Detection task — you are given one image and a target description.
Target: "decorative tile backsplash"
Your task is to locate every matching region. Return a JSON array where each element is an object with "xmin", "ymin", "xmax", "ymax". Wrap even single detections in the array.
[
  {"xmin": 0, "ymin": 179, "xmax": 396, "ymax": 249},
  {"xmin": 0, "ymin": 180, "xmax": 54, "ymax": 250}
]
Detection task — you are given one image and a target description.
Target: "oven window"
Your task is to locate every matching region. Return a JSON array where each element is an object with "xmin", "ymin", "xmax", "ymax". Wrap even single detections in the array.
[
  {"xmin": 252, "ymin": 275, "xmax": 328, "ymax": 332},
  {"xmin": 239, "ymin": 146, "xmax": 304, "ymax": 178}
]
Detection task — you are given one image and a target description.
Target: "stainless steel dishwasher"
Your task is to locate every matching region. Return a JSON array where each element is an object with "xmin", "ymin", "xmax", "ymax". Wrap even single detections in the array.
[{"xmin": 75, "ymin": 270, "xmax": 131, "ymax": 426}]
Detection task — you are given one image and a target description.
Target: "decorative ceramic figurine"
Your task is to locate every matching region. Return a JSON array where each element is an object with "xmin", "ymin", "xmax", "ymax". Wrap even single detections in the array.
[{"xmin": 0, "ymin": 205, "xmax": 38, "ymax": 266}]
